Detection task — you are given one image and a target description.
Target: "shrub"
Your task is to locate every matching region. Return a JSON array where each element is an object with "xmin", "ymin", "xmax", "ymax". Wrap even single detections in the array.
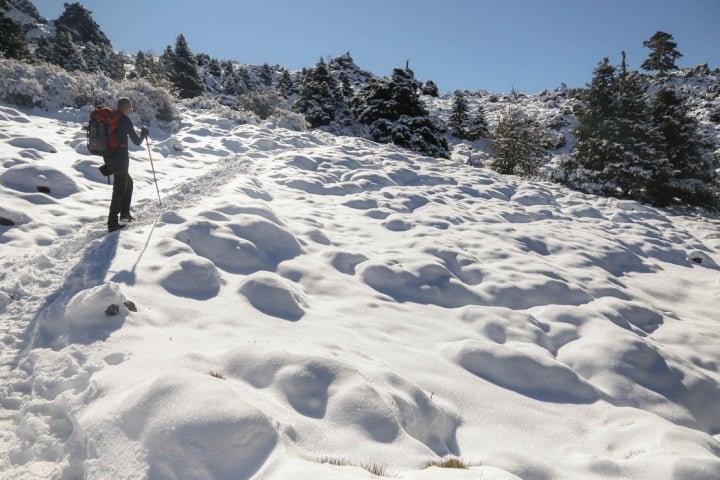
[
  {"xmin": 425, "ymin": 457, "xmax": 469, "ymax": 469},
  {"xmin": 0, "ymin": 58, "xmax": 180, "ymax": 124}
]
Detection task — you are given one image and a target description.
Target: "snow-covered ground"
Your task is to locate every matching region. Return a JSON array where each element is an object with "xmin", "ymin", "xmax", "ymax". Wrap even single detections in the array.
[{"xmin": 1, "ymin": 102, "xmax": 720, "ymax": 479}]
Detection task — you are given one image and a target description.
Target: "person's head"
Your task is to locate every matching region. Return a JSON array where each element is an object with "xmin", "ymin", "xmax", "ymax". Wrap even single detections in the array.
[{"xmin": 117, "ymin": 97, "xmax": 133, "ymax": 115}]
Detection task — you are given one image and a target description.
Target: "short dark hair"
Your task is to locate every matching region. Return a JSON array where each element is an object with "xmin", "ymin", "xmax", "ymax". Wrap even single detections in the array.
[{"xmin": 117, "ymin": 97, "xmax": 132, "ymax": 110}]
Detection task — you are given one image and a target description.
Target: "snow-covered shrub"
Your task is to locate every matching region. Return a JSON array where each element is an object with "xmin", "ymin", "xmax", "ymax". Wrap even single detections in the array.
[
  {"xmin": 119, "ymin": 78, "xmax": 179, "ymax": 124},
  {"xmin": 0, "ymin": 58, "xmax": 180, "ymax": 124},
  {"xmin": 182, "ymin": 95, "xmax": 259, "ymax": 125},
  {"xmin": 238, "ymin": 89, "xmax": 287, "ymax": 120},
  {"xmin": 264, "ymin": 110, "xmax": 307, "ymax": 132},
  {"xmin": 0, "ymin": 60, "xmax": 76, "ymax": 109}
]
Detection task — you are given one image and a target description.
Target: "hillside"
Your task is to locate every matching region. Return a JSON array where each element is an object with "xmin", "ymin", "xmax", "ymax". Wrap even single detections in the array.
[
  {"xmin": 1, "ymin": 100, "xmax": 720, "ymax": 479},
  {"xmin": 1, "ymin": 2, "xmax": 720, "ymax": 479},
  {"xmin": 3, "ymin": 0, "xmax": 720, "ymax": 186}
]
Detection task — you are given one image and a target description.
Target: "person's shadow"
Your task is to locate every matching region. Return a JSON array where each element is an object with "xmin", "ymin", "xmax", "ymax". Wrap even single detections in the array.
[
  {"xmin": 111, "ymin": 216, "xmax": 161, "ymax": 286},
  {"xmin": 13, "ymin": 229, "xmax": 123, "ymax": 361}
]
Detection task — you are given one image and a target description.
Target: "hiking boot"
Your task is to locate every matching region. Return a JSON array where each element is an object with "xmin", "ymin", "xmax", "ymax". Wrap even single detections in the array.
[
  {"xmin": 108, "ymin": 224, "xmax": 125, "ymax": 233},
  {"xmin": 120, "ymin": 214, "xmax": 135, "ymax": 222}
]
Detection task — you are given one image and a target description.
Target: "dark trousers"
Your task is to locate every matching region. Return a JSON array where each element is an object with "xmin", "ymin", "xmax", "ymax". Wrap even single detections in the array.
[{"xmin": 105, "ymin": 151, "xmax": 133, "ymax": 226}]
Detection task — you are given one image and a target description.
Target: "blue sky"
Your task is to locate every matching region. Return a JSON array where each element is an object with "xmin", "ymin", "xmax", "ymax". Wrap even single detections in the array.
[{"xmin": 31, "ymin": 0, "xmax": 720, "ymax": 94}]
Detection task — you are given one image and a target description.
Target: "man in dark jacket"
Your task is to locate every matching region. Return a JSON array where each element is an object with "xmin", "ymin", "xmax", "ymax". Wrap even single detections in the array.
[{"xmin": 105, "ymin": 97, "xmax": 148, "ymax": 232}]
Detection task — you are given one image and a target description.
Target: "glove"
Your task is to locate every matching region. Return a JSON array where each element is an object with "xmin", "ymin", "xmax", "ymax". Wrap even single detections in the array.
[{"xmin": 140, "ymin": 127, "xmax": 149, "ymax": 139}]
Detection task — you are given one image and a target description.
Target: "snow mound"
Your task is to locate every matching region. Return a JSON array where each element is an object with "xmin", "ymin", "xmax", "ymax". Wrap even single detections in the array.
[
  {"xmin": 160, "ymin": 254, "xmax": 222, "ymax": 300},
  {"xmin": 6, "ymin": 136, "xmax": 57, "ymax": 153},
  {"xmin": 89, "ymin": 371, "xmax": 278, "ymax": 480},
  {"xmin": 41, "ymin": 282, "xmax": 133, "ymax": 343},
  {"xmin": 0, "ymin": 164, "xmax": 79, "ymax": 198},
  {"xmin": 446, "ymin": 339, "xmax": 599, "ymax": 403},
  {"xmin": 176, "ymin": 219, "xmax": 273, "ymax": 274},
  {"xmin": 176, "ymin": 215, "xmax": 302, "ymax": 274},
  {"xmin": 239, "ymin": 271, "xmax": 307, "ymax": 320},
  {"xmin": 687, "ymin": 250, "xmax": 718, "ymax": 268},
  {"xmin": 65, "ymin": 282, "xmax": 129, "ymax": 325},
  {"xmin": 219, "ymin": 346, "xmax": 461, "ymax": 456},
  {"xmin": 359, "ymin": 253, "xmax": 483, "ymax": 307},
  {"xmin": 0, "ymin": 206, "xmax": 31, "ymax": 230}
]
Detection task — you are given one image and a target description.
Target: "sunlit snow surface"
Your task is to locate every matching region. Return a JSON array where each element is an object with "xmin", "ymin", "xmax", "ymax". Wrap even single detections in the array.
[{"xmin": 1, "ymin": 103, "xmax": 719, "ymax": 479}]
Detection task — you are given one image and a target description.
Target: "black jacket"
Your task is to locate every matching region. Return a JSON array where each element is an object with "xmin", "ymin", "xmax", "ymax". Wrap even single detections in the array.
[{"xmin": 115, "ymin": 113, "xmax": 143, "ymax": 150}]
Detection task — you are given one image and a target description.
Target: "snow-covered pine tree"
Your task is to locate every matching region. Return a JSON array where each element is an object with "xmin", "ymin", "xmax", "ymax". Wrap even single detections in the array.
[
  {"xmin": 53, "ymin": 1, "xmax": 124, "ymax": 78},
  {"xmin": 260, "ymin": 63, "xmax": 273, "ymax": 87},
  {"xmin": 167, "ymin": 34, "xmax": 204, "ymax": 99},
  {"xmin": 293, "ymin": 58, "xmax": 344, "ymax": 128},
  {"xmin": 559, "ymin": 58, "xmax": 631, "ymax": 196},
  {"xmin": 422, "ymin": 80, "xmax": 439, "ymax": 97},
  {"xmin": 0, "ymin": 2, "xmax": 30, "ymax": 59},
  {"xmin": 558, "ymin": 54, "xmax": 711, "ymax": 207},
  {"xmin": 649, "ymin": 86, "xmax": 714, "ymax": 206},
  {"xmin": 490, "ymin": 106, "xmax": 544, "ymax": 177},
  {"xmin": 448, "ymin": 90, "xmax": 470, "ymax": 138},
  {"xmin": 277, "ymin": 68, "xmax": 295, "ymax": 98},
  {"xmin": 83, "ymin": 42, "xmax": 125, "ymax": 80},
  {"xmin": 448, "ymin": 90, "xmax": 490, "ymax": 141},
  {"xmin": 133, "ymin": 51, "xmax": 170, "ymax": 88},
  {"xmin": 195, "ymin": 54, "xmax": 222, "ymax": 94},
  {"xmin": 350, "ymin": 67, "xmax": 449, "ymax": 158},
  {"xmin": 52, "ymin": 31, "xmax": 86, "ymax": 72},
  {"xmin": 339, "ymin": 72, "xmax": 352, "ymax": 98},
  {"xmin": 56, "ymin": 2, "xmax": 111, "ymax": 47},
  {"xmin": 465, "ymin": 104, "xmax": 490, "ymax": 140},
  {"xmin": 219, "ymin": 61, "xmax": 249, "ymax": 96},
  {"xmin": 611, "ymin": 59, "xmax": 668, "ymax": 202}
]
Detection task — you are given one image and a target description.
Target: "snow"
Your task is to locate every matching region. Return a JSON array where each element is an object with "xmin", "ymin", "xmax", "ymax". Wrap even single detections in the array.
[{"xmin": 1, "ymin": 100, "xmax": 720, "ymax": 480}]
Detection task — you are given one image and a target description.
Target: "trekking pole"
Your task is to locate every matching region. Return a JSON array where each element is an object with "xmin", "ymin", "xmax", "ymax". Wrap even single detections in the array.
[{"xmin": 146, "ymin": 138, "xmax": 162, "ymax": 206}]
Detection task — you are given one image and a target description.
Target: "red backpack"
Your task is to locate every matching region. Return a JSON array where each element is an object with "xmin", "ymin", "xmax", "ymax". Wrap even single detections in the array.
[{"xmin": 86, "ymin": 107, "xmax": 124, "ymax": 156}]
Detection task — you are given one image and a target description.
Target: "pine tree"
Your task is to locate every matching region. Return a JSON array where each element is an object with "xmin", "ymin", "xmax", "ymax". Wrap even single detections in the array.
[
  {"xmin": 448, "ymin": 90, "xmax": 469, "ymax": 138},
  {"xmin": 160, "ymin": 45, "xmax": 175, "ymax": 72},
  {"xmin": 422, "ymin": 80, "xmax": 439, "ymax": 97},
  {"xmin": 82, "ymin": 42, "xmax": 125, "ymax": 79},
  {"xmin": 466, "ymin": 105, "xmax": 490, "ymax": 140},
  {"xmin": 641, "ymin": 31, "xmax": 682, "ymax": 74},
  {"xmin": 350, "ymin": 67, "xmax": 449, "ymax": 158},
  {"xmin": 53, "ymin": 1, "xmax": 123, "ymax": 77},
  {"xmin": 220, "ymin": 61, "xmax": 249, "ymax": 96},
  {"xmin": 134, "ymin": 51, "xmax": 150, "ymax": 78},
  {"xmin": 559, "ymin": 56, "xmax": 693, "ymax": 205},
  {"xmin": 135, "ymin": 50, "xmax": 170, "ymax": 87},
  {"xmin": 648, "ymin": 87, "xmax": 713, "ymax": 206},
  {"xmin": 293, "ymin": 58, "xmax": 344, "ymax": 127},
  {"xmin": 34, "ymin": 35, "xmax": 54, "ymax": 63},
  {"xmin": 55, "ymin": 2, "xmax": 111, "ymax": 47},
  {"xmin": 206, "ymin": 58, "xmax": 222, "ymax": 78},
  {"xmin": 52, "ymin": 31, "xmax": 86, "ymax": 72},
  {"xmin": 260, "ymin": 63, "xmax": 273, "ymax": 86},
  {"xmin": 613, "ymin": 64, "xmax": 667, "ymax": 201},
  {"xmin": 339, "ymin": 72, "xmax": 352, "ymax": 98},
  {"xmin": 559, "ymin": 58, "xmax": 621, "ymax": 194},
  {"xmin": 277, "ymin": 68, "xmax": 295, "ymax": 98},
  {"xmin": 167, "ymin": 34, "xmax": 204, "ymax": 99},
  {"xmin": 351, "ymin": 67, "xmax": 426, "ymax": 124},
  {"xmin": 0, "ymin": 7, "xmax": 30, "ymax": 59},
  {"xmin": 491, "ymin": 106, "xmax": 544, "ymax": 177}
]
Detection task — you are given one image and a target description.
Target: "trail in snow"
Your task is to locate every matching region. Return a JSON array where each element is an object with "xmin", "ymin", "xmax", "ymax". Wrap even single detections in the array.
[{"xmin": 0, "ymin": 111, "xmax": 256, "ymax": 475}]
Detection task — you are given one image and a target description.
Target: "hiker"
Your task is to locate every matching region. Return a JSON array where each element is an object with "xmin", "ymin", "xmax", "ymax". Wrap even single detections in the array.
[{"xmin": 105, "ymin": 97, "xmax": 148, "ymax": 232}]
